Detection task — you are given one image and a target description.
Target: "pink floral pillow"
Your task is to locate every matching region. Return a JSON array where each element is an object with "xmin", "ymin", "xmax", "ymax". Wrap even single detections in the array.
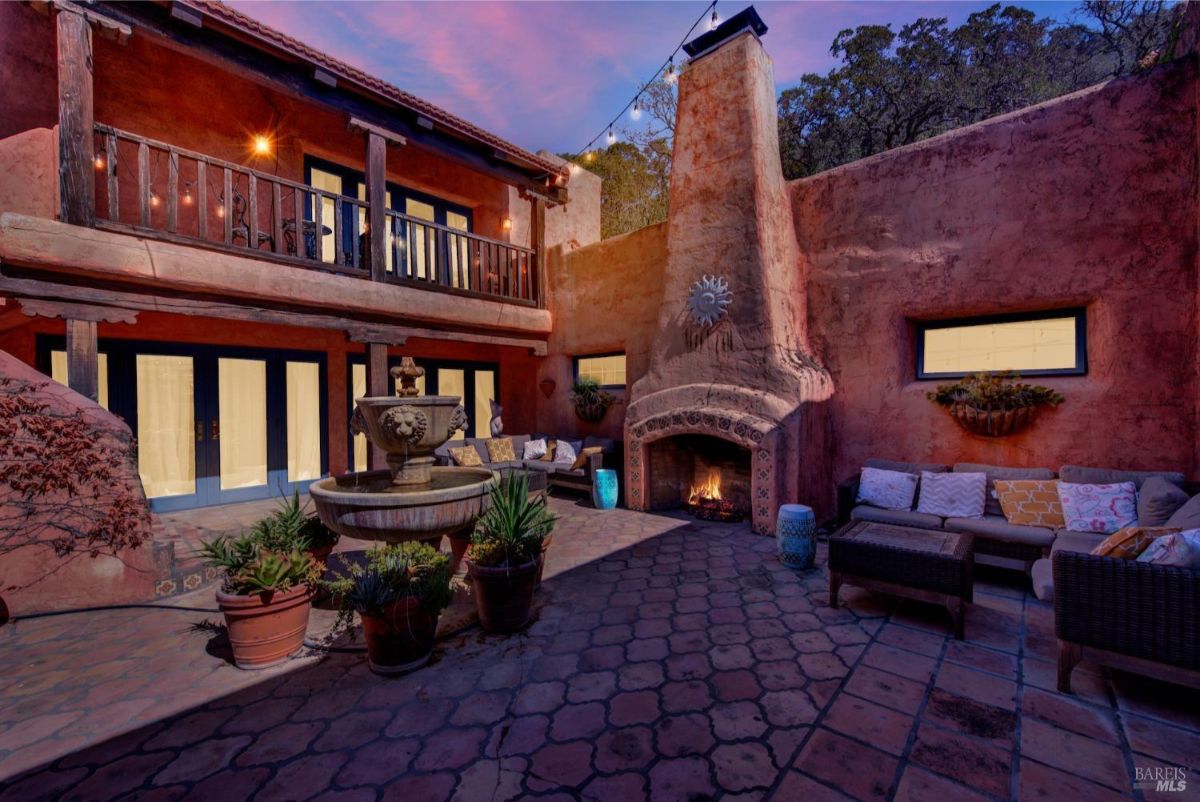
[
  {"xmin": 1136, "ymin": 529, "xmax": 1200, "ymax": 568},
  {"xmin": 1057, "ymin": 481, "xmax": 1137, "ymax": 534}
]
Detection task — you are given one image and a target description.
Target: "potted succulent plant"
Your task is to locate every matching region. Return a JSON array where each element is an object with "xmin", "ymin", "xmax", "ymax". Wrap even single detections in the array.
[
  {"xmin": 251, "ymin": 490, "xmax": 340, "ymax": 563},
  {"xmin": 570, "ymin": 378, "xmax": 616, "ymax": 423},
  {"xmin": 200, "ymin": 533, "xmax": 319, "ymax": 670},
  {"xmin": 466, "ymin": 472, "xmax": 556, "ymax": 633},
  {"xmin": 324, "ymin": 542, "xmax": 453, "ymax": 675},
  {"xmin": 927, "ymin": 371, "xmax": 1064, "ymax": 437}
]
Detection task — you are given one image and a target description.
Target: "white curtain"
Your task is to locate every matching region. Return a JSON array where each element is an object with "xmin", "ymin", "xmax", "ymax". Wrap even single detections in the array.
[
  {"xmin": 438, "ymin": 369, "xmax": 466, "ymax": 440},
  {"xmin": 218, "ymin": 358, "xmax": 267, "ymax": 491},
  {"xmin": 287, "ymin": 361, "xmax": 321, "ymax": 482},
  {"xmin": 352, "ymin": 363, "xmax": 368, "ymax": 472},
  {"xmin": 474, "ymin": 370, "xmax": 495, "ymax": 438},
  {"xmin": 136, "ymin": 355, "xmax": 195, "ymax": 498}
]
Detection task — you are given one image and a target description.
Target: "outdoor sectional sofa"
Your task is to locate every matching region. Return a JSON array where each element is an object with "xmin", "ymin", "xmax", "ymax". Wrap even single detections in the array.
[{"xmin": 434, "ymin": 434, "xmax": 621, "ymax": 495}]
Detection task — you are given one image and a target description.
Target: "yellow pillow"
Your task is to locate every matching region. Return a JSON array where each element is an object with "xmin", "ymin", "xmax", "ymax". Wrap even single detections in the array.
[
  {"xmin": 484, "ymin": 438, "xmax": 515, "ymax": 462},
  {"xmin": 1091, "ymin": 526, "xmax": 1179, "ymax": 560},
  {"xmin": 539, "ymin": 441, "xmax": 558, "ymax": 462},
  {"xmin": 571, "ymin": 446, "xmax": 603, "ymax": 471},
  {"xmin": 449, "ymin": 446, "xmax": 482, "ymax": 467},
  {"xmin": 994, "ymin": 479, "xmax": 1065, "ymax": 527}
]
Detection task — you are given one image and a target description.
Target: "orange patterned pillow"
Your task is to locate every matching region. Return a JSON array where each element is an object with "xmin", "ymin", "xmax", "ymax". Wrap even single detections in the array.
[
  {"xmin": 994, "ymin": 479, "xmax": 1065, "ymax": 527},
  {"xmin": 449, "ymin": 446, "xmax": 482, "ymax": 467},
  {"xmin": 484, "ymin": 438, "xmax": 515, "ymax": 462},
  {"xmin": 1091, "ymin": 526, "xmax": 1180, "ymax": 560}
]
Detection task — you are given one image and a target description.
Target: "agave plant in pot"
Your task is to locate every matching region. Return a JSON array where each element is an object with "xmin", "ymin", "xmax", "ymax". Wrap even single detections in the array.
[
  {"xmin": 467, "ymin": 471, "xmax": 556, "ymax": 633},
  {"xmin": 252, "ymin": 489, "xmax": 340, "ymax": 563},
  {"xmin": 200, "ymin": 534, "xmax": 319, "ymax": 670},
  {"xmin": 325, "ymin": 542, "xmax": 453, "ymax": 675}
]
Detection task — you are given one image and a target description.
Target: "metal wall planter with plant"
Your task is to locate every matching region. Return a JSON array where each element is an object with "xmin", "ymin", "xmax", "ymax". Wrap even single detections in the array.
[
  {"xmin": 570, "ymin": 378, "xmax": 616, "ymax": 423},
  {"xmin": 927, "ymin": 371, "xmax": 1064, "ymax": 437}
]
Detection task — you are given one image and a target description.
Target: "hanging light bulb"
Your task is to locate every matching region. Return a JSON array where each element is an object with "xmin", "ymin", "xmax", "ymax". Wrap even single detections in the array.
[
  {"xmin": 709, "ymin": 7, "xmax": 720, "ymax": 30},
  {"xmin": 150, "ymin": 190, "xmax": 161, "ymax": 208},
  {"xmin": 664, "ymin": 58, "xmax": 677, "ymax": 85},
  {"xmin": 182, "ymin": 184, "xmax": 193, "ymax": 206},
  {"xmin": 217, "ymin": 202, "xmax": 226, "ymax": 219},
  {"xmin": 584, "ymin": 150, "xmax": 595, "ymax": 163},
  {"xmin": 606, "ymin": 127, "xmax": 617, "ymax": 148},
  {"xmin": 631, "ymin": 97, "xmax": 642, "ymax": 121},
  {"xmin": 93, "ymin": 155, "xmax": 106, "ymax": 170}
]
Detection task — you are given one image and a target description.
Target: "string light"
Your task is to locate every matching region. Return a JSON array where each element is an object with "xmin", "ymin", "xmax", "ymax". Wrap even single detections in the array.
[
  {"xmin": 94, "ymin": 155, "xmax": 106, "ymax": 170},
  {"xmin": 150, "ymin": 190, "xmax": 161, "ymax": 208},
  {"xmin": 567, "ymin": 1, "xmax": 716, "ymax": 168},
  {"xmin": 182, "ymin": 182, "xmax": 194, "ymax": 206}
]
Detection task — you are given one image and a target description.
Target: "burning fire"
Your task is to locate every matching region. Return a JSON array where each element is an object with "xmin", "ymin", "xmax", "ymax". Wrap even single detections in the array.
[{"xmin": 688, "ymin": 469, "xmax": 723, "ymax": 505}]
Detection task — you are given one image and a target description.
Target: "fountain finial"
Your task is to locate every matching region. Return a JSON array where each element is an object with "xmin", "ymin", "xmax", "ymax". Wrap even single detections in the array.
[{"xmin": 390, "ymin": 357, "xmax": 425, "ymax": 397}]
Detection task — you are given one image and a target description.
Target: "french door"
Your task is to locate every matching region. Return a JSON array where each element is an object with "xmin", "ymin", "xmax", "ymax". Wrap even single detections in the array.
[
  {"xmin": 40, "ymin": 338, "xmax": 327, "ymax": 511},
  {"xmin": 347, "ymin": 356, "xmax": 498, "ymax": 473}
]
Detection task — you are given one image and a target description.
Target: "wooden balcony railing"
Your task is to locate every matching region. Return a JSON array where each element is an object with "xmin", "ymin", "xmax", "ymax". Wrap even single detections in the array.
[
  {"xmin": 94, "ymin": 123, "xmax": 366, "ymax": 275},
  {"xmin": 383, "ymin": 210, "xmax": 538, "ymax": 305}
]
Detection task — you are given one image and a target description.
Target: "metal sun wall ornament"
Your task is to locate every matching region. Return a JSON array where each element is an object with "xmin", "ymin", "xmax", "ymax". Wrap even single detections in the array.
[{"xmin": 687, "ymin": 275, "xmax": 732, "ymax": 328}]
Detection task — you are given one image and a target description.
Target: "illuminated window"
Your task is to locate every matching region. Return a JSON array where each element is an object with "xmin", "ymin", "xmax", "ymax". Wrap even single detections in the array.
[
  {"xmin": 575, "ymin": 353, "xmax": 627, "ymax": 388},
  {"xmin": 917, "ymin": 310, "xmax": 1086, "ymax": 379}
]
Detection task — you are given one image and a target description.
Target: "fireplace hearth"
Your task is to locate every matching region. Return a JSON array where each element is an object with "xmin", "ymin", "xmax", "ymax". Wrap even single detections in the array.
[{"xmin": 647, "ymin": 435, "xmax": 750, "ymax": 522}]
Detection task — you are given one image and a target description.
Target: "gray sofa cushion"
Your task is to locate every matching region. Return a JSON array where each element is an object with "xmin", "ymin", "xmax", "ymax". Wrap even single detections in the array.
[
  {"xmin": 521, "ymin": 460, "xmax": 559, "ymax": 473},
  {"xmin": 953, "ymin": 463, "xmax": 1055, "ymax": 517},
  {"xmin": 1030, "ymin": 558, "xmax": 1054, "ymax": 602},
  {"xmin": 509, "ymin": 435, "xmax": 531, "ymax": 458},
  {"xmin": 583, "ymin": 435, "xmax": 617, "ymax": 454},
  {"xmin": 865, "ymin": 458, "xmax": 949, "ymax": 475},
  {"xmin": 944, "ymin": 515, "xmax": 1054, "ymax": 548},
  {"xmin": 850, "ymin": 505, "xmax": 943, "ymax": 530},
  {"xmin": 1052, "ymin": 530, "xmax": 1106, "ymax": 554},
  {"xmin": 1032, "ymin": 530, "xmax": 1107, "ymax": 604},
  {"xmin": 1137, "ymin": 476, "xmax": 1190, "ymax": 527},
  {"xmin": 1165, "ymin": 493, "xmax": 1200, "ymax": 529},
  {"xmin": 1058, "ymin": 464, "xmax": 1185, "ymax": 489}
]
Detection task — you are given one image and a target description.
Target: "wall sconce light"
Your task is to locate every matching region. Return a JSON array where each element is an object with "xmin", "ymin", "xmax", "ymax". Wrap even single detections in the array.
[
  {"xmin": 253, "ymin": 135, "xmax": 272, "ymax": 156},
  {"xmin": 93, "ymin": 155, "xmax": 106, "ymax": 170},
  {"xmin": 502, "ymin": 217, "xmax": 513, "ymax": 232}
]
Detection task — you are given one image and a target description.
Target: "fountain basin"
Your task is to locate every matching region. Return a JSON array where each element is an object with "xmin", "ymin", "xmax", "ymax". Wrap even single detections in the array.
[{"xmin": 310, "ymin": 467, "xmax": 497, "ymax": 543}]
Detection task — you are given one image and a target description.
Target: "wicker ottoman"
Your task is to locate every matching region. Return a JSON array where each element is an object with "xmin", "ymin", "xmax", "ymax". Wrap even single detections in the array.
[{"xmin": 829, "ymin": 521, "xmax": 975, "ymax": 639}]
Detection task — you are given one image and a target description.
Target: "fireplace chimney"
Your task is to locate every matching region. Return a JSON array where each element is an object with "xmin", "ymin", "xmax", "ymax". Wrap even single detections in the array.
[{"xmin": 624, "ymin": 7, "xmax": 832, "ymax": 534}]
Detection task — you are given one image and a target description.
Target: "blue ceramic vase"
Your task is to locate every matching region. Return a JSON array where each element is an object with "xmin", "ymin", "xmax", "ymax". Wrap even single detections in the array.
[
  {"xmin": 776, "ymin": 504, "xmax": 816, "ymax": 569},
  {"xmin": 592, "ymin": 468, "xmax": 618, "ymax": 510}
]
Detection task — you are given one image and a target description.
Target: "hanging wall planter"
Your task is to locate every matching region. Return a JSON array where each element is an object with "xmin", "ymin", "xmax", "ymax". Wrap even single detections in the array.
[
  {"xmin": 927, "ymin": 372, "xmax": 1063, "ymax": 438},
  {"xmin": 570, "ymin": 378, "xmax": 616, "ymax": 424}
]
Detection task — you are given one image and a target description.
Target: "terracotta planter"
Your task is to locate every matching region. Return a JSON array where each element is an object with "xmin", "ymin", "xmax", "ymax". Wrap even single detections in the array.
[
  {"xmin": 307, "ymin": 543, "xmax": 335, "ymax": 564},
  {"xmin": 949, "ymin": 404, "xmax": 1038, "ymax": 438},
  {"xmin": 536, "ymin": 534, "xmax": 554, "ymax": 586},
  {"xmin": 468, "ymin": 556, "xmax": 541, "ymax": 633},
  {"xmin": 360, "ymin": 596, "xmax": 440, "ymax": 675},
  {"xmin": 216, "ymin": 584, "xmax": 314, "ymax": 670}
]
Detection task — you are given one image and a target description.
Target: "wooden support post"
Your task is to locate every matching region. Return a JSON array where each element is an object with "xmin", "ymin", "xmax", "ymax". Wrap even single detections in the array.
[
  {"xmin": 531, "ymin": 197, "xmax": 547, "ymax": 308},
  {"xmin": 65, "ymin": 318, "xmax": 98, "ymax": 402},
  {"xmin": 57, "ymin": 8, "xmax": 95, "ymax": 226},
  {"xmin": 365, "ymin": 131, "xmax": 388, "ymax": 282},
  {"xmin": 365, "ymin": 342, "xmax": 390, "ymax": 470}
]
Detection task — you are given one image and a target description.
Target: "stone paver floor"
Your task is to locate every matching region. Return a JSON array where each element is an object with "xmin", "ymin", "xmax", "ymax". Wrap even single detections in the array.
[{"xmin": 2, "ymin": 498, "xmax": 1199, "ymax": 801}]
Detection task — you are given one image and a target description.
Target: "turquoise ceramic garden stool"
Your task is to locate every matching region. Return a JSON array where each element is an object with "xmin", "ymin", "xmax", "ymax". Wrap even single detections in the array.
[
  {"xmin": 776, "ymin": 504, "xmax": 816, "ymax": 569},
  {"xmin": 592, "ymin": 468, "xmax": 618, "ymax": 511}
]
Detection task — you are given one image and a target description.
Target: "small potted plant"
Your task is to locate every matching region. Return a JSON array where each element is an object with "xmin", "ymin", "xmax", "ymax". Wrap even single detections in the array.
[
  {"xmin": 200, "ymin": 533, "xmax": 319, "ymax": 670},
  {"xmin": 252, "ymin": 490, "xmax": 340, "ymax": 563},
  {"xmin": 927, "ymin": 371, "xmax": 1064, "ymax": 437},
  {"xmin": 325, "ymin": 542, "xmax": 453, "ymax": 675},
  {"xmin": 466, "ymin": 472, "xmax": 556, "ymax": 633},
  {"xmin": 570, "ymin": 377, "xmax": 616, "ymax": 423}
]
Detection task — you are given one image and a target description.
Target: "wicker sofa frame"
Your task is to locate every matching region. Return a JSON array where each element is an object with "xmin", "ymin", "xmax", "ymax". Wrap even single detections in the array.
[{"xmin": 1053, "ymin": 551, "xmax": 1200, "ymax": 691}]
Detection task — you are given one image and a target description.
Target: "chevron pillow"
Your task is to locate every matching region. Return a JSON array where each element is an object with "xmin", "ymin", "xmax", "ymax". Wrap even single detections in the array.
[{"xmin": 916, "ymin": 471, "xmax": 987, "ymax": 518}]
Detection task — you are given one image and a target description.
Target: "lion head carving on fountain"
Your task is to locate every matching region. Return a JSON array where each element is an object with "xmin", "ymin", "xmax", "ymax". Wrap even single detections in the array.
[{"xmin": 379, "ymin": 405, "xmax": 428, "ymax": 445}]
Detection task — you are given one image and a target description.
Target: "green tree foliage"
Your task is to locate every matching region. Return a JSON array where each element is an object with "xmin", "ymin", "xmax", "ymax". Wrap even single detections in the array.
[
  {"xmin": 779, "ymin": 1, "xmax": 1185, "ymax": 179},
  {"xmin": 562, "ymin": 139, "xmax": 671, "ymax": 240}
]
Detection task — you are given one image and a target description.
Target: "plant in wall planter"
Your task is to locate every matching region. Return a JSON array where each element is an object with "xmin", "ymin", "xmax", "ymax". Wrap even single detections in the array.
[
  {"xmin": 200, "ymin": 533, "xmax": 319, "ymax": 670},
  {"xmin": 570, "ymin": 378, "xmax": 616, "ymax": 423},
  {"xmin": 466, "ymin": 471, "xmax": 557, "ymax": 633},
  {"xmin": 927, "ymin": 371, "xmax": 1064, "ymax": 438},
  {"xmin": 325, "ymin": 542, "xmax": 453, "ymax": 675}
]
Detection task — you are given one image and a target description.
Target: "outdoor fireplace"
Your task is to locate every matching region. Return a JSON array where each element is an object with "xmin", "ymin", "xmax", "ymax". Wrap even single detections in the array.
[{"xmin": 647, "ymin": 435, "xmax": 751, "ymax": 522}]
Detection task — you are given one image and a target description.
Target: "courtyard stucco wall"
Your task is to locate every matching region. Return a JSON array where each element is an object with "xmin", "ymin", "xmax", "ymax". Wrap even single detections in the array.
[{"xmin": 792, "ymin": 57, "xmax": 1200, "ymax": 499}]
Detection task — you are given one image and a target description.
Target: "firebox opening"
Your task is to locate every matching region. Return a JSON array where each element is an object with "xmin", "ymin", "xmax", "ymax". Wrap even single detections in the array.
[{"xmin": 647, "ymin": 434, "xmax": 751, "ymax": 522}]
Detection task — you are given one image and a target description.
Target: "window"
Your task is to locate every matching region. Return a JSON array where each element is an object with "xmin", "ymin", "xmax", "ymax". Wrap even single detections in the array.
[
  {"xmin": 50, "ymin": 350, "xmax": 110, "ymax": 409},
  {"xmin": 575, "ymin": 353, "xmax": 627, "ymax": 389},
  {"xmin": 916, "ymin": 309, "xmax": 1086, "ymax": 379}
]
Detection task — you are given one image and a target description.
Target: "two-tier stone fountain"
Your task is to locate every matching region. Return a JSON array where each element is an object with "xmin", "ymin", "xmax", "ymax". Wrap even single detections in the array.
[{"xmin": 309, "ymin": 357, "xmax": 497, "ymax": 569}]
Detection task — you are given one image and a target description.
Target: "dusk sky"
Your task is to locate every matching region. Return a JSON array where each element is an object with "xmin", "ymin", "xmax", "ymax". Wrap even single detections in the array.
[{"xmin": 228, "ymin": 1, "xmax": 1080, "ymax": 156}]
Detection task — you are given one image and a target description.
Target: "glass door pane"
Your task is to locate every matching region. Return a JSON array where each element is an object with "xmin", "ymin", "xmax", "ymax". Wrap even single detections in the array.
[
  {"xmin": 406, "ymin": 199, "xmax": 436, "ymax": 280},
  {"xmin": 437, "ymin": 368, "xmax": 466, "ymax": 440},
  {"xmin": 50, "ymin": 350, "xmax": 111, "ymax": 410},
  {"xmin": 136, "ymin": 355, "xmax": 196, "ymax": 499},
  {"xmin": 447, "ymin": 211, "xmax": 470, "ymax": 290},
  {"xmin": 218, "ymin": 358, "xmax": 268, "ymax": 491},
  {"xmin": 474, "ymin": 370, "xmax": 495, "ymax": 438},
  {"xmin": 286, "ymin": 361, "xmax": 322, "ymax": 482},
  {"xmin": 310, "ymin": 168, "xmax": 342, "ymax": 264}
]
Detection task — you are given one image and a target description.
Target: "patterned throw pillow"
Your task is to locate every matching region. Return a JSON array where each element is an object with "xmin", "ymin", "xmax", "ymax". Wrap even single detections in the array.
[
  {"xmin": 915, "ymin": 471, "xmax": 987, "ymax": 518},
  {"xmin": 484, "ymin": 438, "xmax": 516, "ymax": 462},
  {"xmin": 855, "ymin": 467, "xmax": 918, "ymax": 511},
  {"xmin": 1091, "ymin": 526, "xmax": 1179, "ymax": 560},
  {"xmin": 571, "ymin": 446, "xmax": 603, "ymax": 471},
  {"xmin": 448, "ymin": 445, "xmax": 483, "ymax": 467},
  {"xmin": 522, "ymin": 438, "xmax": 548, "ymax": 460},
  {"xmin": 1136, "ymin": 529, "xmax": 1200, "ymax": 568},
  {"xmin": 554, "ymin": 440, "xmax": 579, "ymax": 466},
  {"xmin": 1058, "ymin": 482, "xmax": 1137, "ymax": 534},
  {"xmin": 994, "ymin": 480, "xmax": 1065, "ymax": 527}
]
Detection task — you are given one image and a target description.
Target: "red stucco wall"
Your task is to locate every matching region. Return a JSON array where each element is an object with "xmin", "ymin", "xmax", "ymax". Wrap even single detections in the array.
[{"xmin": 793, "ymin": 59, "xmax": 1200, "ymax": 494}]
